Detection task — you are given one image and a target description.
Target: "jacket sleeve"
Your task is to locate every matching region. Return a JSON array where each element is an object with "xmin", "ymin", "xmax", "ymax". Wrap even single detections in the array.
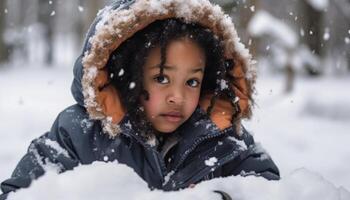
[
  {"xmin": 221, "ymin": 127, "xmax": 280, "ymax": 181},
  {"xmin": 0, "ymin": 105, "xmax": 86, "ymax": 199}
]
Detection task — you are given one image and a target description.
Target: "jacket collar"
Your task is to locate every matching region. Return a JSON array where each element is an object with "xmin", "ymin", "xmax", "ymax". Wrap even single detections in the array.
[{"xmin": 117, "ymin": 107, "xmax": 222, "ymax": 149}]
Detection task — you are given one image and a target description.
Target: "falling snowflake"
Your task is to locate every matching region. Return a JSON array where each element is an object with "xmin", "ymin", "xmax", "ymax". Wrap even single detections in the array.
[
  {"xmin": 103, "ymin": 156, "xmax": 109, "ymax": 162},
  {"xmin": 323, "ymin": 32, "xmax": 330, "ymax": 41},
  {"xmin": 345, "ymin": 37, "xmax": 350, "ymax": 44},
  {"xmin": 129, "ymin": 82, "xmax": 136, "ymax": 89},
  {"xmin": 78, "ymin": 6, "xmax": 84, "ymax": 12},
  {"xmin": 50, "ymin": 11, "xmax": 56, "ymax": 16},
  {"xmin": 118, "ymin": 68, "xmax": 124, "ymax": 76},
  {"xmin": 323, "ymin": 27, "xmax": 330, "ymax": 41}
]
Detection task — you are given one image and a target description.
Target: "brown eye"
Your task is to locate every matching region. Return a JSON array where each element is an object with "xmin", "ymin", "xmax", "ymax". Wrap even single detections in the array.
[
  {"xmin": 154, "ymin": 75, "xmax": 169, "ymax": 84},
  {"xmin": 187, "ymin": 79, "xmax": 200, "ymax": 88}
]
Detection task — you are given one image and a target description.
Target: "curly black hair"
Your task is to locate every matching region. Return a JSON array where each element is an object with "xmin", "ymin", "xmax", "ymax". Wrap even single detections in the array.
[{"xmin": 106, "ymin": 18, "xmax": 240, "ymax": 137}]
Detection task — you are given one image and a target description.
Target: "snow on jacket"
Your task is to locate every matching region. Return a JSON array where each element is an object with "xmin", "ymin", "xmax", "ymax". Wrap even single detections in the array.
[{"xmin": 0, "ymin": 0, "xmax": 279, "ymax": 199}]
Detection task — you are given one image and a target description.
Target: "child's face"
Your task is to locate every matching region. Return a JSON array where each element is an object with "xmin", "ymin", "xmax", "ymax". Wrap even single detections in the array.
[{"xmin": 141, "ymin": 38, "xmax": 205, "ymax": 133}]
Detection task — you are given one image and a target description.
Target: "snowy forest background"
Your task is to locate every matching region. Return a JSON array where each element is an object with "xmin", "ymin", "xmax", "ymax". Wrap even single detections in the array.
[{"xmin": 0, "ymin": 0, "xmax": 350, "ymax": 199}]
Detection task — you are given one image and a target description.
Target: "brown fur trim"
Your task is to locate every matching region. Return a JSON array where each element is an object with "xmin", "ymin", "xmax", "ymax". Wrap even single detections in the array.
[{"xmin": 81, "ymin": 0, "xmax": 256, "ymax": 137}]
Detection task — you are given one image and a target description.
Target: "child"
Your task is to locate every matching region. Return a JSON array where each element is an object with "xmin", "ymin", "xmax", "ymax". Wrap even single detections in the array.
[{"xmin": 0, "ymin": 0, "xmax": 279, "ymax": 199}]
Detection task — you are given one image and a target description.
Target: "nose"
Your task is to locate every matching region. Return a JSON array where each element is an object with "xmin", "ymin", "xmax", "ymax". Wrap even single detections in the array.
[{"xmin": 166, "ymin": 88, "xmax": 184, "ymax": 106}]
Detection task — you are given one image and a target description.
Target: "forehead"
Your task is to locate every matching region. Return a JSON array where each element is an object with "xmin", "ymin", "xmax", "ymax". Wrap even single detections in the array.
[{"xmin": 144, "ymin": 38, "xmax": 205, "ymax": 71}]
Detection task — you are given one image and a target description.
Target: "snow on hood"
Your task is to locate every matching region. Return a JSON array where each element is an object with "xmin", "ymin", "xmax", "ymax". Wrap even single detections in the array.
[{"xmin": 71, "ymin": 0, "xmax": 256, "ymax": 138}]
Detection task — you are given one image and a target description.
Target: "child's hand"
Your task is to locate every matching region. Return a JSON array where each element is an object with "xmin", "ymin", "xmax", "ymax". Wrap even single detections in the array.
[{"xmin": 213, "ymin": 190, "xmax": 232, "ymax": 200}]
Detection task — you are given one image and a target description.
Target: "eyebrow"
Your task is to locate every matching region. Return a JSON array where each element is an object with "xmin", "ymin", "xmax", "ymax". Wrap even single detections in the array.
[{"xmin": 150, "ymin": 64, "xmax": 205, "ymax": 73}]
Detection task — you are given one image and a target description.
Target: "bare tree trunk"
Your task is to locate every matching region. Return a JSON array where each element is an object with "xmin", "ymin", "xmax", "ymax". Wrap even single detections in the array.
[
  {"xmin": 285, "ymin": 63, "xmax": 295, "ymax": 93},
  {"xmin": 300, "ymin": 0, "xmax": 324, "ymax": 76},
  {"xmin": 38, "ymin": 0, "xmax": 55, "ymax": 65},
  {"xmin": 0, "ymin": 0, "xmax": 10, "ymax": 64},
  {"xmin": 241, "ymin": 0, "xmax": 260, "ymax": 58}
]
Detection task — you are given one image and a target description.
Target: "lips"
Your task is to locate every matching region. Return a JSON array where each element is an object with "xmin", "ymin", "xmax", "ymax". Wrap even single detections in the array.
[{"xmin": 160, "ymin": 111, "xmax": 184, "ymax": 123}]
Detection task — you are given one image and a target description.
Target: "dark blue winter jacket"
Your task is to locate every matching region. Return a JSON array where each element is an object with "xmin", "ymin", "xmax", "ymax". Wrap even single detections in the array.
[{"xmin": 0, "ymin": 104, "xmax": 279, "ymax": 199}]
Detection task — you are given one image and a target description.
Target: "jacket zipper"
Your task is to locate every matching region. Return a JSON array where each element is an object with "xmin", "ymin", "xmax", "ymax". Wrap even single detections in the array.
[
  {"xmin": 173, "ymin": 130, "xmax": 226, "ymax": 172},
  {"xmin": 152, "ymin": 151, "xmax": 167, "ymax": 180}
]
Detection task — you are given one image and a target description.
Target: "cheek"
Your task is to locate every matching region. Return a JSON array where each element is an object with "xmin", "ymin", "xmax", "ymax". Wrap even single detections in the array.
[
  {"xmin": 185, "ymin": 90, "xmax": 201, "ymax": 112},
  {"xmin": 142, "ymin": 89, "xmax": 163, "ymax": 116}
]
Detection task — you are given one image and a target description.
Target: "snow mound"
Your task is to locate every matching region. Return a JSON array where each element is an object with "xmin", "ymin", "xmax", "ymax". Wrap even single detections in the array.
[
  {"xmin": 302, "ymin": 97, "xmax": 350, "ymax": 121},
  {"xmin": 302, "ymin": 90, "xmax": 350, "ymax": 121},
  {"xmin": 8, "ymin": 162, "xmax": 350, "ymax": 200}
]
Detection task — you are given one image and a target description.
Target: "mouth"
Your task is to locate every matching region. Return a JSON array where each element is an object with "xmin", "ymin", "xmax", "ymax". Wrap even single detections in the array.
[{"xmin": 160, "ymin": 111, "xmax": 184, "ymax": 123}]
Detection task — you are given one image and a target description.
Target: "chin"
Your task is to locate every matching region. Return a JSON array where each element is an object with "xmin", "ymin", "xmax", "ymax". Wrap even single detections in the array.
[{"xmin": 154, "ymin": 125, "xmax": 178, "ymax": 133}]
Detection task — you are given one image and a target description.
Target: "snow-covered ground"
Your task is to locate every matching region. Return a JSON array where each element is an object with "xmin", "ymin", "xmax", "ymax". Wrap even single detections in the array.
[
  {"xmin": 0, "ymin": 63, "xmax": 349, "ymax": 199},
  {"xmin": 6, "ymin": 162, "xmax": 350, "ymax": 200},
  {"xmin": 245, "ymin": 74, "xmax": 350, "ymax": 191}
]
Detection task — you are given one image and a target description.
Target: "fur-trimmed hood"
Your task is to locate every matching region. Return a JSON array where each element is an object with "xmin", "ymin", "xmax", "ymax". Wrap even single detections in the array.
[{"xmin": 71, "ymin": 0, "xmax": 256, "ymax": 138}]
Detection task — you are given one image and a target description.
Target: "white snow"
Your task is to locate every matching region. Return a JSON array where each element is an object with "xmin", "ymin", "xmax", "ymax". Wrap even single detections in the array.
[
  {"xmin": 118, "ymin": 68, "xmax": 124, "ymax": 76},
  {"xmin": 323, "ymin": 29, "xmax": 330, "ymax": 41},
  {"xmin": 244, "ymin": 74, "xmax": 350, "ymax": 191},
  {"xmin": 163, "ymin": 170, "xmax": 175, "ymax": 186},
  {"xmin": 205, "ymin": 157, "xmax": 218, "ymax": 166},
  {"xmin": 250, "ymin": 6, "xmax": 255, "ymax": 12},
  {"xmin": 306, "ymin": 0, "xmax": 329, "ymax": 11},
  {"xmin": 248, "ymin": 10, "xmax": 298, "ymax": 48},
  {"xmin": 78, "ymin": 6, "xmax": 84, "ymax": 12},
  {"xmin": 219, "ymin": 79, "xmax": 228, "ymax": 90},
  {"xmin": 85, "ymin": 66, "xmax": 98, "ymax": 79},
  {"xmin": 228, "ymin": 136, "xmax": 248, "ymax": 151},
  {"xmin": 6, "ymin": 162, "xmax": 350, "ymax": 200},
  {"xmin": 50, "ymin": 11, "xmax": 55, "ymax": 16},
  {"xmin": 43, "ymin": 139, "xmax": 70, "ymax": 158},
  {"xmin": 103, "ymin": 156, "xmax": 109, "ymax": 162},
  {"xmin": 345, "ymin": 37, "xmax": 350, "ymax": 44},
  {"xmin": 129, "ymin": 82, "xmax": 136, "ymax": 89}
]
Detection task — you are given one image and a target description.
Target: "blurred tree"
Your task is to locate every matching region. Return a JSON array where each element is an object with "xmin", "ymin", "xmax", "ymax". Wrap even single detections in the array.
[
  {"xmin": 211, "ymin": 0, "xmax": 260, "ymax": 56},
  {"xmin": 0, "ymin": 0, "xmax": 10, "ymax": 64},
  {"xmin": 333, "ymin": 0, "xmax": 350, "ymax": 72},
  {"xmin": 210, "ymin": 0, "xmax": 235, "ymax": 13},
  {"xmin": 238, "ymin": 0, "xmax": 260, "ymax": 57},
  {"xmin": 38, "ymin": 0, "xmax": 55, "ymax": 65},
  {"xmin": 299, "ymin": 0, "xmax": 325, "ymax": 76},
  {"xmin": 76, "ymin": 0, "xmax": 107, "ymax": 45}
]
